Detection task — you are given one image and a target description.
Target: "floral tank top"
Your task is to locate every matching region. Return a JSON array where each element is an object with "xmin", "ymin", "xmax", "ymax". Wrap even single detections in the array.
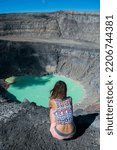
[{"xmin": 53, "ymin": 97, "xmax": 73, "ymax": 125}]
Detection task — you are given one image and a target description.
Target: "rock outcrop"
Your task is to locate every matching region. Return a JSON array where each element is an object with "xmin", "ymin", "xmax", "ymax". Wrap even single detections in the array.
[
  {"xmin": 0, "ymin": 98, "xmax": 100, "ymax": 150},
  {"xmin": 0, "ymin": 11, "xmax": 99, "ymax": 44}
]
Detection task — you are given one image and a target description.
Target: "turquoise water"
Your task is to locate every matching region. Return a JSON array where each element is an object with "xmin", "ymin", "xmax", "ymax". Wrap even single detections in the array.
[{"xmin": 6, "ymin": 75, "xmax": 84, "ymax": 107}]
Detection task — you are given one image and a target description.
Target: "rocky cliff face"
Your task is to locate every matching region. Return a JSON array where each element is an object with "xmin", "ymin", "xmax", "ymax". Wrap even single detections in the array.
[
  {"xmin": 0, "ymin": 11, "xmax": 100, "ymax": 108},
  {"xmin": 0, "ymin": 39, "xmax": 99, "ymax": 108},
  {"xmin": 0, "ymin": 11, "xmax": 100, "ymax": 150},
  {"xmin": 0, "ymin": 11, "xmax": 99, "ymax": 43}
]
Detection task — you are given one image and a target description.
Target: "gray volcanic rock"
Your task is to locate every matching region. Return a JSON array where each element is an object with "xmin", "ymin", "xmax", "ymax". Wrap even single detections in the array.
[
  {"xmin": 0, "ymin": 11, "xmax": 100, "ymax": 149},
  {"xmin": 0, "ymin": 11, "xmax": 100, "ymax": 44},
  {"xmin": 0, "ymin": 39, "xmax": 99, "ymax": 108},
  {"xmin": 0, "ymin": 99, "xmax": 100, "ymax": 150},
  {"xmin": 0, "ymin": 12, "xmax": 100, "ymax": 106}
]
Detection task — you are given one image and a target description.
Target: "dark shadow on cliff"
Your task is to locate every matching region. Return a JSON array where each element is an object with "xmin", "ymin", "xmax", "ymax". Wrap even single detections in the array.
[
  {"xmin": 0, "ymin": 41, "xmax": 54, "ymax": 88},
  {"xmin": 0, "ymin": 41, "xmax": 45, "ymax": 79},
  {"xmin": 0, "ymin": 85, "xmax": 20, "ymax": 103},
  {"xmin": 64, "ymin": 113, "xmax": 99, "ymax": 141}
]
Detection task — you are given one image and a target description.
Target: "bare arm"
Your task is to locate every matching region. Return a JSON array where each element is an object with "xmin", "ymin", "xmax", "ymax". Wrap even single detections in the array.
[{"xmin": 49, "ymin": 99, "xmax": 56, "ymax": 110}]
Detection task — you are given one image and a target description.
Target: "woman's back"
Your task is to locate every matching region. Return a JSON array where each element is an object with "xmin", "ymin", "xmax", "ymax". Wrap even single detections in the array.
[
  {"xmin": 53, "ymin": 97, "xmax": 73, "ymax": 124},
  {"xmin": 52, "ymin": 97, "xmax": 75, "ymax": 134},
  {"xmin": 49, "ymin": 80, "xmax": 76, "ymax": 139}
]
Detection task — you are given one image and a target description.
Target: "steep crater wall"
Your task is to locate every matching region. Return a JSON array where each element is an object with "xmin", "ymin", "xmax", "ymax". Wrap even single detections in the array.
[
  {"xmin": 0, "ymin": 11, "xmax": 100, "ymax": 108},
  {"xmin": 0, "ymin": 40, "xmax": 99, "ymax": 108},
  {"xmin": 0, "ymin": 12, "xmax": 100, "ymax": 149},
  {"xmin": 0, "ymin": 11, "xmax": 100, "ymax": 44}
]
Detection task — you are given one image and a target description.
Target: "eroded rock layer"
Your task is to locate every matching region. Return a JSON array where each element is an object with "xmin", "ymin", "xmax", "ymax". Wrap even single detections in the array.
[
  {"xmin": 0, "ymin": 11, "xmax": 100, "ymax": 108},
  {"xmin": 0, "ymin": 11, "xmax": 99, "ymax": 43}
]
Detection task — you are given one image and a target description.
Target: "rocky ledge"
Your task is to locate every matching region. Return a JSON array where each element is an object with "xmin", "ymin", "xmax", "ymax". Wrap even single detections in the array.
[
  {"xmin": 0, "ymin": 96, "xmax": 100, "ymax": 150},
  {"xmin": 0, "ymin": 11, "xmax": 100, "ymax": 44}
]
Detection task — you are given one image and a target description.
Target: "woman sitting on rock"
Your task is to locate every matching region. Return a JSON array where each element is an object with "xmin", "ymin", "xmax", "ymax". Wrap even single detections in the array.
[{"xmin": 49, "ymin": 80, "xmax": 76, "ymax": 140}]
